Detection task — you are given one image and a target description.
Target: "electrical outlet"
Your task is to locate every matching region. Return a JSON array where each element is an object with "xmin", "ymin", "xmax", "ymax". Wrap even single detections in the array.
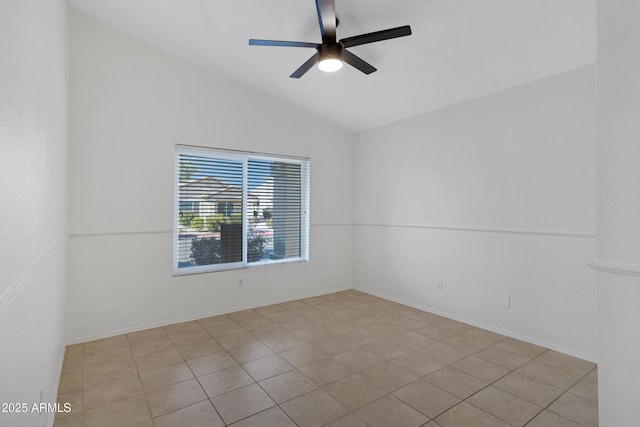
[
  {"xmin": 436, "ymin": 281, "xmax": 444, "ymax": 293},
  {"xmin": 238, "ymin": 278, "xmax": 244, "ymax": 288}
]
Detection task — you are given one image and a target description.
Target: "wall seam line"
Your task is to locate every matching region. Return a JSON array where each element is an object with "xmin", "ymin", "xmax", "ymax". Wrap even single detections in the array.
[
  {"xmin": 68, "ymin": 223, "xmax": 354, "ymax": 238},
  {"xmin": 354, "ymin": 223, "xmax": 595, "ymax": 239},
  {"xmin": 589, "ymin": 262, "xmax": 640, "ymax": 277}
]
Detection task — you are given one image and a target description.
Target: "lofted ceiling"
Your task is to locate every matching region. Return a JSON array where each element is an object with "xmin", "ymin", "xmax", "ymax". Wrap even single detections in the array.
[{"xmin": 68, "ymin": 0, "xmax": 596, "ymax": 133}]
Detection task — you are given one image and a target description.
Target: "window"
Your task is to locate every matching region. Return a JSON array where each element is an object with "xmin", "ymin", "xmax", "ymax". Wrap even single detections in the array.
[
  {"xmin": 173, "ymin": 145, "xmax": 310, "ymax": 275},
  {"xmin": 217, "ymin": 201, "xmax": 235, "ymax": 217},
  {"xmin": 179, "ymin": 201, "xmax": 200, "ymax": 212}
]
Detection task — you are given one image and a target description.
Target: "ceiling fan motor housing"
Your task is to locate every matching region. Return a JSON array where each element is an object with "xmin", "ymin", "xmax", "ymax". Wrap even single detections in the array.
[{"xmin": 318, "ymin": 42, "xmax": 343, "ymax": 62}]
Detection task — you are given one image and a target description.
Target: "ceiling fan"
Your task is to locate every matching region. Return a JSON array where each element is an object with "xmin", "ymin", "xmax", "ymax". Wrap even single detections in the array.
[{"xmin": 248, "ymin": 0, "xmax": 412, "ymax": 78}]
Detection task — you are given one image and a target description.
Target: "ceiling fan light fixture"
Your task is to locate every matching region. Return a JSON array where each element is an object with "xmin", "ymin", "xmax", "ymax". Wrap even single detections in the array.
[
  {"xmin": 317, "ymin": 42, "xmax": 343, "ymax": 73},
  {"xmin": 318, "ymin": 58, "xmax": 343, "ymax": 72}
]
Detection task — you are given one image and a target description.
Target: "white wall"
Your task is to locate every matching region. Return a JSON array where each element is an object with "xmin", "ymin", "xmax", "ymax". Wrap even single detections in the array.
[
  {"xmin": 66, "ymin": 10, "xmax": 354, "ymax": 342},
  {"xmin": 0, "ymin": 0, "xmax": 69, "ymax": 426},
  {"xmin": 596, "ymin": 0, "xmax": 640, "ymax": 424},
  {"xmin": 354, "ymin": 66, "xmax": 597, "ymax": 359}
]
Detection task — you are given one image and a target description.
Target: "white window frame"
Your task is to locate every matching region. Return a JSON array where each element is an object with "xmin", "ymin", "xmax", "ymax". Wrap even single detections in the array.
[{"xmin": 173, "ymin": 145, "xmax": 310, "ymax": 276}]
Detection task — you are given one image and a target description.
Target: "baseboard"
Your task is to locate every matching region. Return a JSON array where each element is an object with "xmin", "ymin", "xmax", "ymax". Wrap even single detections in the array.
[
  {"xmin": 356, "ymin": 287, "xmax": 598, "ymax": 364},
  {"xmin": 47, "ymin": 344, "xmax": 67, "ymax": 427},
  {"xmin": 64, "ymin": 285, "xmax": 352, "ymax": 345},
  {"xmin": 64, "ymin": 283, "xmax": 597, "ymax": 363}
]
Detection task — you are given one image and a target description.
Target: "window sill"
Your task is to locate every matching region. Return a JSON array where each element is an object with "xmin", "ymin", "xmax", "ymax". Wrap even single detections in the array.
[{"xmin": 173, "ymin": 257, "xmax": 309, "ymax": 277}]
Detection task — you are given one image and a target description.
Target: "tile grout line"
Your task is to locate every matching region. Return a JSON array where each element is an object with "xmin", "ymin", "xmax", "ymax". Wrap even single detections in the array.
[{"xmin": 180, "ymin": 321, "xmax": 234, "ymax": 425}]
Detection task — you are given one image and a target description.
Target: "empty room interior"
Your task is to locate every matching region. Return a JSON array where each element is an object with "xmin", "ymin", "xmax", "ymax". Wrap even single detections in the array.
[{"xmin": 2, "ymin": 0, "xmax": 639, "ymax": 426}]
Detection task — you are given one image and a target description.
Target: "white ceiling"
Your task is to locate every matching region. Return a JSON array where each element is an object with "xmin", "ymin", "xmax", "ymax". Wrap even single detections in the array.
[{"xmin": 68, "ymin": 0, "xmax": 596, "ymax": 133}]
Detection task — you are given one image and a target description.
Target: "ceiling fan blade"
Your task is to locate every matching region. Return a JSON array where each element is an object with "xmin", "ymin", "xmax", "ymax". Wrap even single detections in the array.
[
  {"xmin": 315, "ymin": 0, "xmax": 337, "ymax": 42},
  {"xmin": 340, "ymin": 25, "xmax": 412, "ymax": 48},
  {"xmin": 249, "ymin": 39, "xmax": 319, "ymax": 48},
  {"xmin": 343, "ymin": 50, "xmax": 377, "ymax": 75},
  {"xmin": 290, "ymin": 52, "xmax": 320, "ymax": 78}
]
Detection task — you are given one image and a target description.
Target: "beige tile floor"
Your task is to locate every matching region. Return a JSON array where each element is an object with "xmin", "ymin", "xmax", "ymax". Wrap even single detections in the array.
[{"xmin": 54, "ymin": 290, "xmax": 598, "ymax": 427}]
